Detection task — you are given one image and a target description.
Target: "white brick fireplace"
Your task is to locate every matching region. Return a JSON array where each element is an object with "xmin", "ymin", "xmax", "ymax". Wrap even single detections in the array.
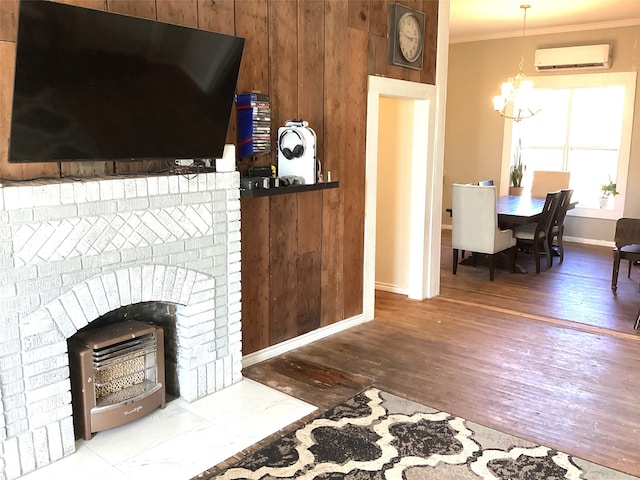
[{"xmin": 0, "ymin": 172, "xmax": 242, "ymax": 480}]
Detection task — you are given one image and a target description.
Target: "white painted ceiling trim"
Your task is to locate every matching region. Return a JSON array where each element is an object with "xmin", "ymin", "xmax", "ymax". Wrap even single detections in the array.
[
  {"xmin": 450, "ymin": 0, "xmax": 640, "ymax": 44},
  {"xmin": 453, "ymin": 18, "xmax": 640, "ymax": 44}
]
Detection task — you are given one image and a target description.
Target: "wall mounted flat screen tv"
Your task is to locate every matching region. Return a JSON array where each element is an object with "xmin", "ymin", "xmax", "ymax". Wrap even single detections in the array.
[{"xmin": 9, "ymin": 0, "xmax": 244, "ymax": 163}]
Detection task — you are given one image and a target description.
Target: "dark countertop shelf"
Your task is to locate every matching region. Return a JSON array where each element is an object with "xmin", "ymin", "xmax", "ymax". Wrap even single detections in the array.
[{"xmin": 240, "ymin": 181, "xmax": 339, "ymax": 198}]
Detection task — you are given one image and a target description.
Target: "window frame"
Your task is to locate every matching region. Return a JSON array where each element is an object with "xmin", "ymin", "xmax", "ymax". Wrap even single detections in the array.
[{"xmin": 499, "ymin": 71, "xmax": 636, "ymax": 220}]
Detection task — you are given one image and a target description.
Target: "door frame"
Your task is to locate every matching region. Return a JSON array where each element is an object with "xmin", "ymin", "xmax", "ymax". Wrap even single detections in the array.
[{"xmin": 364, "ymin": 76, "xmax": 442, "ymax": 320}]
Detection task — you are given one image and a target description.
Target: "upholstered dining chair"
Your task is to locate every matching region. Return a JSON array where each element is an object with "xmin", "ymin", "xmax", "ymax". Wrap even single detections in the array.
[
  {"xmin": 512, "ymin": 191, "xmax": 561, "ymax": 273},
  {"xmin": 452, "ymin": 184, "xmax": 517, "ymax": 281},
  {"xmin": 548, "ymin": 189, "xmax": 573, "ymax": 265},
  {"xmin": 611, "ymin": 217, "xmax": 640, "ymax": 293},
  {"xmin": 531, "ymin": 171, "xmax": 570, "ymax": 198}
]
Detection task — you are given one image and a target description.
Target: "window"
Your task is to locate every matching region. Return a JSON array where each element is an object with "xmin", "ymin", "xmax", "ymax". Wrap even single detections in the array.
[{"xmin": 501, "ymin": 72, "xmax": 636, "ymax": 219}]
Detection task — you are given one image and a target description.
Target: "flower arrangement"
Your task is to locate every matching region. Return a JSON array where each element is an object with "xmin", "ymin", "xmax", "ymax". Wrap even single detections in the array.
[
  {"xmin": 601, "ymin": 176, "xmax": 619, "ymax": 197},
  {"xmin": 510, "ymin": 140, "xmax": 525, "ymax": 188}
]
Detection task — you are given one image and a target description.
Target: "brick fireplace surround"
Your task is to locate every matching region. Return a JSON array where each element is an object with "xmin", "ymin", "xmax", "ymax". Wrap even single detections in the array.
[{"xmin": 0, "ymin": 172, "xmax": 242, "ymax": 480}]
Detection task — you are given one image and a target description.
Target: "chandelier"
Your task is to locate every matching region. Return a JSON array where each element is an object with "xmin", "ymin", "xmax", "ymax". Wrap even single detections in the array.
[{"xmin": 493, "ymin": 4, "xmax": 540, "ymax": 122}]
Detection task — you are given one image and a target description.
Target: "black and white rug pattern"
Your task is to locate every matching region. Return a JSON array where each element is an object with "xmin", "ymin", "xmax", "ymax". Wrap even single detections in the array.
[{"xmin": 209, "ymin": 388, "xmax": 636, "ymax": 480}]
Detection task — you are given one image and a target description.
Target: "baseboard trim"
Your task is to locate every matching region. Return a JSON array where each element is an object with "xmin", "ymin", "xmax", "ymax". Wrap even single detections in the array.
[
  {"xmin": 562, "ymin": 235, "xmax": 614, "ymax": 248},
  {"xmin": 374, "ymin": 282, "xmax": 408, "ymax": 295},
  {"xmin": 242, "ymin": 313, "xmax": 370, "ymax": 368}
]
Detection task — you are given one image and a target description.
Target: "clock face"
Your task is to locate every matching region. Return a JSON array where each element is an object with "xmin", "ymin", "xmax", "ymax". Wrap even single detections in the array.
[
  {"xmin": 398, "ymin": 12, "xmax": 422, "ymax": 62},
  {"xmin": 387, "ymin": 4, "xmax": 425, "ymax": 70}
]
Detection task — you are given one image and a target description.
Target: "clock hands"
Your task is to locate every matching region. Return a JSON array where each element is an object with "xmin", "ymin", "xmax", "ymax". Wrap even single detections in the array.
[{"xmin": 400, "ymin": 31, "xmax": 417, "ymax": 41}]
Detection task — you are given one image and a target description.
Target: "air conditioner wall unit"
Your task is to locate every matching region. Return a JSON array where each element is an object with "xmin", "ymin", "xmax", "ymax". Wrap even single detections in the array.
[{"xmin": 534, "ymin": 44, "xmax": 611, "ymax": 71}]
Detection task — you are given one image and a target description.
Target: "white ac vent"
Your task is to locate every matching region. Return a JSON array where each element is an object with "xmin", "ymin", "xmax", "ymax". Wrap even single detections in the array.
[{"xmin": 534, "ymin": 44, "xmax": 611, "ymax": 71}]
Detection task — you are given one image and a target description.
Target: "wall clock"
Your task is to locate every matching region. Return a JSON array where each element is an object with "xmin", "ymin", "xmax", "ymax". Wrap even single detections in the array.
[{"xmin": 388, "ymin": 3, "xmax": 425, "ymax": 71}]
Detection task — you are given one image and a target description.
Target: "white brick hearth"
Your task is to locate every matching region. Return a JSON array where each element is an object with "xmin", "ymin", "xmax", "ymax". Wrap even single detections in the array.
[{"xmin": 0, "ymin": 172, "xmax": 242, "ymax": 480}]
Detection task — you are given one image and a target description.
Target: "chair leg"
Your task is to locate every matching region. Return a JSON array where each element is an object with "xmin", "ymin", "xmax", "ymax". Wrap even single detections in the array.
[
  {"xmin": 543, "ymin": 237, "xmax": 553, "ymax": 270},
  {"xmin": 489, "ymin": 254, "xmax": 495, "ymax": 281},
  {"xmin": 612, "ymin": 250, "xmax": 621, "ymax": 292},
  {"xmin": 557, "ymin": 227, "xmax": 565, "ymax": 264},
  {"xmin": 533, "ymin": 241, "xmax": 541, "ymax": 274},
  {"xmin": 635, "ymin": 306, "xmax": 640, "ymax": 330},
  {"xmin": 509, "ymin": 246, "xmax": 517, "ymax": 273},
  {"xmin": 453, "ymin": 249, "xmax": 459, "ymax": 275},
  {"xmin": 547, "ymin": 237, "xmax": 554, "ymax": 268},
  {"xmin": 628, "ymin": 259, "xmax": 632, "ymax": 279}
]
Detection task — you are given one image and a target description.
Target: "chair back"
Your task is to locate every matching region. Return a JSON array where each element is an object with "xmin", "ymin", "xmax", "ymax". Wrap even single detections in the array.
[
  {"xmin": 535, "ymin": 191, "xmax": 561, "ymax": 240},
  {"xmin": 531, "ymin": 171, "xmax": 570, "ymax": 198},
  {"xmin": 452, "ymin": 184, "xmax": 499, "ymax": 254},
  {"xmin": 614, "ymin": 218, "xmax": 640, "ymax": 249},
  {"xmin": 552, "ymin": 189, "xmax": 573, "ymax": 228}
]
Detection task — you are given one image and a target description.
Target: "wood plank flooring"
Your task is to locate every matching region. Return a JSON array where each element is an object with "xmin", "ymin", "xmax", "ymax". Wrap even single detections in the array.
[
  {"xmin": 439, "ymin": 229, "xmax": 639, "ymax": 334},
  {"xmin": 235, "ymin": 233, "xmax": 640, "ymax": 478}
]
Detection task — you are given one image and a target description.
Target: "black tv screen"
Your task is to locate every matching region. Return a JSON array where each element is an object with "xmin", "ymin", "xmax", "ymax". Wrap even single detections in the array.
[{"xmin": 9, "ymin": 0, "xmax": 244, "ymax": 163}]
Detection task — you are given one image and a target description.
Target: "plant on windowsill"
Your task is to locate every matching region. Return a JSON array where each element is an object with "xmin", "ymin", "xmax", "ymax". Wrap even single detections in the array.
[
  {"xmin": 509, "ymin": 142, "xmax": 525, "ymax": 196},
  {"xmin": 599, "ymin": 176, "xmax": 619, "ymax": 209}
]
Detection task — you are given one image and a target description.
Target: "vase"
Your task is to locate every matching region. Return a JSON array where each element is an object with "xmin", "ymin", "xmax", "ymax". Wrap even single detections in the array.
[
  {"xmin": 509, "ymin": 187, "xmax": 524, "ymax": 196},
  {"xmin": 599, "ymin": 196, "xmax": 611, "ymax": 209}
]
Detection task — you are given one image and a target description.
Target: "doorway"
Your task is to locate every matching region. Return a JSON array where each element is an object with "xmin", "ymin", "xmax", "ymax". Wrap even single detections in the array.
[
  {"xmin": 364, "ymin": 76, "xmax": 441, "ymax": 320},
  {"xmin": 375, "ymin": 97, "xmax": 413, "ymax": 294}
]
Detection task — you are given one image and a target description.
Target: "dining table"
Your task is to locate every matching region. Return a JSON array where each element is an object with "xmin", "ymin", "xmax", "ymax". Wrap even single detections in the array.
[
  {"xmin": 447, "ymin": 194, "xmax": 577, "ymax": 274},
  {"xmin": 496, "ymin": 195, "xmax": 547, "ymax": 225},
  {"xmin": 447, "ymin": 194, "xmax": 575, "ymax": 225}
]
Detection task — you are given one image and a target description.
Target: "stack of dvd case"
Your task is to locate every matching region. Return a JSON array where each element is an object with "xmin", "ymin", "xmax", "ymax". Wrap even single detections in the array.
[{"xmin": 236, "ymin": 92, "xmax": 271, "ymax": 159}]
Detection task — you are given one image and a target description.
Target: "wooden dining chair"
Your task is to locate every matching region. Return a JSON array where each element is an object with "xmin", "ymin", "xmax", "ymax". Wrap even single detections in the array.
[
  {"xmin": 451, "ymin": 184, "xmax": 517, "ymax": 281},
  {"xmin": 531, "ymin": 171, "xmax": 570, "ymax": 198},
  {"xmin": 513, "ymin": 191, "xmax": 561, "ymax": 273},
  {"xmin": 611, "ymin": 217, "xmax": 640, "ymax": 293},
  {"xmin": 548, "ymin": 189, "xmax": 573, "ymax": 265}
]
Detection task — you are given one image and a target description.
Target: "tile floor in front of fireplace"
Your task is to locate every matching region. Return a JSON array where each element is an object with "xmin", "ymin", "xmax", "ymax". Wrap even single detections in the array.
[{"xmin": 20, "ymin": 378, "xmax": 316, "ymax": 480}]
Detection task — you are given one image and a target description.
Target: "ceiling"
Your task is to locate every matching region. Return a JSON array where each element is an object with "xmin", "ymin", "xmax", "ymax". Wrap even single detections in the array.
[{"xmin": 449, "ymin": 0, "xmax": 640, "ymax": 43}]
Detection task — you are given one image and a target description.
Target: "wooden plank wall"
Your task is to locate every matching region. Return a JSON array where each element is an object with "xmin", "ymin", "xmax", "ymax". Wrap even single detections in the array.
[{"xmin": 0, "ymin": 0, "xmax": 439, "ymax": 354}]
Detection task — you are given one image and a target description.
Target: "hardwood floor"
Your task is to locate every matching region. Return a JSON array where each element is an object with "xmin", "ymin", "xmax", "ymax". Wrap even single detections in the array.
[
  {"xmin": 236, "ymin": 232, "xmax": 640, "ymax": 478},
  {"xmin": 439, "ymin": 229, "xmax": 640, "ymax": 335}
]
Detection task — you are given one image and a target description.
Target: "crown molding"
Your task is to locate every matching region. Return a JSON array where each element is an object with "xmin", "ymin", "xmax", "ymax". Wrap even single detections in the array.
[{"xmin": 451, "ymin": 18, "xmax": 640, "ymax": 44}]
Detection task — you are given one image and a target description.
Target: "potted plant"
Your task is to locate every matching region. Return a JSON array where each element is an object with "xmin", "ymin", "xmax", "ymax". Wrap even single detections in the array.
[
  {"xmin": 509, "ymin": 141, "xmax": 525, "ymax": 196},
  {"xmin": 600, "ymin": 176, "xmax": 619, "ymax": 208}
]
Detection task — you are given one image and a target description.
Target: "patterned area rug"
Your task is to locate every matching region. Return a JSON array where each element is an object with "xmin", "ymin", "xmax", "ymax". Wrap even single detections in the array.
[{"xmin": 197, "ymin": 388, "xmax": 637, "ymax": 480}]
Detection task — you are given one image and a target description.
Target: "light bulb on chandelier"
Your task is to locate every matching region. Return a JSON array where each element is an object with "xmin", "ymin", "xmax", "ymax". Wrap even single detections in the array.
[{"xmin": 493, "ymin": 4, "xmax": 540, "ymax": 122}]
